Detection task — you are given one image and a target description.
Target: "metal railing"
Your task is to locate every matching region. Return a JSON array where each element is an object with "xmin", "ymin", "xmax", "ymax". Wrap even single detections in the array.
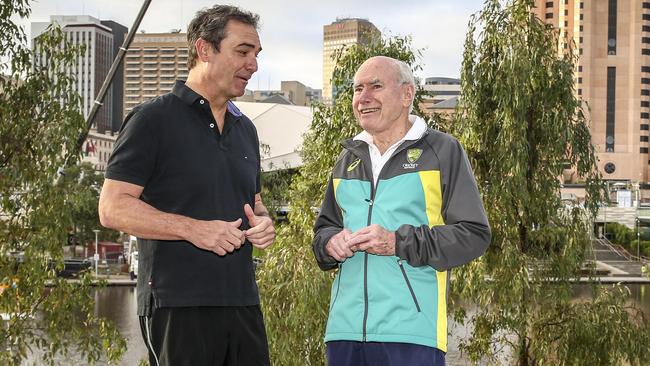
[{"xmin": 597, "ymin": 236, "xmax": 650, "ymax": 265}]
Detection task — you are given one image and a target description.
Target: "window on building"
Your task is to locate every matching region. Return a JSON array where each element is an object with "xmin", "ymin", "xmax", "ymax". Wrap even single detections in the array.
[
  {"xmin": 580, "ymin": 2, "xmax": 584, "ymax": 9},
  {"xmin": 578, "ymin": 89, "xmax": 583, "ymax": 95},
  {"xmin": 642, "ymin": 124, "xmax": 650, "ymax": 130},
  {"xmin": 644, "ymin": 2, "xmax": 650, "ymax": 9},
  {"xmin": 546, "ymin": 1, "xmax": 553, "ymax": 7},
  {"xmin": 578, "ymin": 65, "xmax": 583, "ymax": 72},
  {"xmin": 643, "ymin": 78, "xmax": 650, "ymax": 84},
  {"xmin": 578, "ymin": 77, "xmax": 583, "ymax": 83},
  {"xmin": 580, "ymin": 13, "xmax": 584, "ymax": 20},
  {"xmin": 606, "ymin": 67, "xmax": 616, "ymax": 152},
  {"xmin": 642, "ymin": 136, "xmax": 649, "ymax": 142},
  {"xmin": 580, "ymin": 36, "xmax": 583, "ymax": 43},
  {"xmin": 608, "ymin": 0, "xmax": 617, "ymax": 55},
  {"xmin": 644, "ymin": 37, "xmax": 650, "ymax": 44},
  {"xmin": 644, "ymin": 25, "xmax": 650, "ymax": 32},
  {"xmin": 643, "ymin": 49, "xmax": 650, "ymax": 55},
  {"xmin": 644, "ymin": 14, "xmax": 650, "ymax": 20},
  {"xmin": 546, "ymin": 13, "xmax": 554, "ymax": 19},
  {"xmin": 580, "ymin": 25, "xmax": 584, "ymax": 31},
  {"xmin": 642, "ymin": 147, "xmax": 649, "ymax": 154},
  {"xmin": 643, "ymin": 101, "xmax": 650, "ymax": 107},
  {"xmin": 643, "ymin": 66, "xmax": 650, "ymax": 72},
  {"xmin": 565, "ymin": 9, "xmax": 569, "ymax": 16},
  {"xmin": 643, "ymin": 112, "xmax": 650, "ymax": 119}
]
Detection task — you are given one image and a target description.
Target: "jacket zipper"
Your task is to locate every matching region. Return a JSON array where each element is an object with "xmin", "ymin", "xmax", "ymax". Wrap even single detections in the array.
[
  {"xmin": 398, "ymin": 259, "xmax": 421, "ymax": 312},
  {"xmin": 362, "ymin": 196, "xmax": 373, "ymax": 342}
]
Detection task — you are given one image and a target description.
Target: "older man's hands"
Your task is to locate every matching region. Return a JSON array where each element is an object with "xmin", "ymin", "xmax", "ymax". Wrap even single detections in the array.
[{"xmin": 325, "ymin": 224, "xmax": 396, "ymax": 262}]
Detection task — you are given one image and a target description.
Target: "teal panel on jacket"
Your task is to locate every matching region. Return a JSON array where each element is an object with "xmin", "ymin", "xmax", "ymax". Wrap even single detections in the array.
[
  {"xmin": 326, "ymin": 178, "xmax": 372, "ymax": 340},
  {"xmin": 372, "ymin": 172, "xmax": 430, "ymax": 230},
  {"xmin": 325, "ymin": 254, "xmax": 366, "ymax": 340},
  {"xmin": 334, "ymin": 179, "xmax": 372, "ymax": 232},
  {"xmin": 366, "ymin": 173, "xmax": 441, "ymax": 345}
]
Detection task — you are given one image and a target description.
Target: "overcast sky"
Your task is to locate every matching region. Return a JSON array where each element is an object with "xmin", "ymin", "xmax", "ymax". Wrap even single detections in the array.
[{"xmin": 19, "ymin": 0, "xmax": 485, "ymax": 90}]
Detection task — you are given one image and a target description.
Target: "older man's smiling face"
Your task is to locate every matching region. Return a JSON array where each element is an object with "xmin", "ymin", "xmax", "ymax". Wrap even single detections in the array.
[{"xmin": 352, "ymin": 57, "xmax": 412, "ymax": 136}]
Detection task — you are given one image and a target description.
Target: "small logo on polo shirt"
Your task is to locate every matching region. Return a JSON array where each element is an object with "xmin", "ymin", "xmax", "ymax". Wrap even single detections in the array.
[
  {"xmin": 403, "ymin": 148, "xmax": 422, "ymax": 169},
  {"xmin": 347, "ymin": 158, "xmax": 361, "ymax": 172}
]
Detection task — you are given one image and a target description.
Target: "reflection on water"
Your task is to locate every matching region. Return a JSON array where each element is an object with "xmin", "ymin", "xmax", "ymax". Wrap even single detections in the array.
[
  {"xmin": 93, "ymin": 287, "xmax": 147, "ymax": 366},
  {"xmin": 65, "ymin": 284, "xmax": 650, "ymax": 365}
]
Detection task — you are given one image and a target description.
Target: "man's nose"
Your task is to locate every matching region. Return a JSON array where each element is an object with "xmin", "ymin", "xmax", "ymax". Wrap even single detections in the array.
[
  {"xmin": 246, "ymin": 56, "xmax": 258, "ymax": 73},
  {"xmin": 358, "ymin": 88, "xmax": 372, "ymax": 102}
]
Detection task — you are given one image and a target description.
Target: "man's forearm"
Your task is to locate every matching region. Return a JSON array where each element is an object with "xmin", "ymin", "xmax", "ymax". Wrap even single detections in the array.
[{"xmin": 99, "ymin": 193, "xmax": 195, "ymax": 241}]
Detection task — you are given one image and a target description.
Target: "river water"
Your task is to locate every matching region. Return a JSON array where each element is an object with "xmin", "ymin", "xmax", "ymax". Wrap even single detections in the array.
[{"xmin": 81, "ymin": 284, "xmax": 650, "ymax": 366}]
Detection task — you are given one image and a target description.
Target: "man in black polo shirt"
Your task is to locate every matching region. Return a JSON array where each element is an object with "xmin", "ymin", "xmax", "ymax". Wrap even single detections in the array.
[{"xmin": 98, "ymin": 5, "xmax": 274, "ymax": 366}]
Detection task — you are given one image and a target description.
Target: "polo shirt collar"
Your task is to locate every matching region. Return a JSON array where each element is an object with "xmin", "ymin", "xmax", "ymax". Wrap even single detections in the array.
[{"xmin": 172, "ymin": 80, "xmax": 243, "ymax": 118}]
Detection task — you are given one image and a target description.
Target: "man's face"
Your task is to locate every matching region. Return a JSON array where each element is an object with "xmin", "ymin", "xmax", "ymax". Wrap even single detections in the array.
[
  {"xmin": 352, "ymin": 58, "xmax": 412, "ymax": 135},
  {"xmin": 205, "ymin": 20, "xmax": 261, "ymax": 98}
]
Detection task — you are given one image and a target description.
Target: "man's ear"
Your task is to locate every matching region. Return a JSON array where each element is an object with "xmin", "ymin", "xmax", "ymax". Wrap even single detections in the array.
[
  {"xmin": 402, "ymin": 84, "xmax": 415, "ymax": 108},
  {"xmin": 195, "ymin": 38, "xmax": 212, "ymax": 63}
]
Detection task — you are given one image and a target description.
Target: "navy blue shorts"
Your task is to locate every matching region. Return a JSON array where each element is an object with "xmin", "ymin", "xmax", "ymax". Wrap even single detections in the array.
[{"xmin": 326, "ymin": 341, "xmax": 445, "ymax": 366}]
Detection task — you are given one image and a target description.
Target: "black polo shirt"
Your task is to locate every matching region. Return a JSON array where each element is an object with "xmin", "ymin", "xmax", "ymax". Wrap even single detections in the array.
[{"xmin": 106, "ymin": 80, "xmax": 261, "ymax": 316}]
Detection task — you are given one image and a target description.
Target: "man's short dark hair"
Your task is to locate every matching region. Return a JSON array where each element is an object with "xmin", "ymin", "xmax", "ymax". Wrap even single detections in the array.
[{"xmin": 186, "ymin": 5, "xmax": 260, "ymax": 70}]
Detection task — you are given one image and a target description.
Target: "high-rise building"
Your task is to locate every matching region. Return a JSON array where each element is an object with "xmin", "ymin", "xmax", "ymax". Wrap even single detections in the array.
[
  {"xmin": 322, "ymin": 18, "xmax": 380, "ymax": 103},
  {"xmin": 533, "ymin": 1, "xmax": 648, "ymax": 182},
  {"xmin": 101, "ymin": 20, "xmax": 128, "ymax": 132},
  {"xmin": 32, "ymin": 15, "xmax": 126, "ymax": 133},
  {"xmin": 123, "ymin": 32, "xmax": 189, "ymax": 118}
]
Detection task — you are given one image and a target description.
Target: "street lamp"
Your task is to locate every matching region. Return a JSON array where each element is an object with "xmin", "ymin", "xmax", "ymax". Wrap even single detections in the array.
[{"xmin": 92, "ymin": 229, "xmax": 100, "ymax": 276}]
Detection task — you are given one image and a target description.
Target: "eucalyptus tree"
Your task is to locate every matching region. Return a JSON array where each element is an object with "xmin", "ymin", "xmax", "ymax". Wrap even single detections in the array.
[
  {"xmin": 256, "ymin": 35, "xmax": 436, "ymax": 365},
  {"xmin": 1, "ymin": 1, "xmax": 125, "ymax": 364},
  {"xmin": 452, "ymin": 0, "xmax": 649, "ymax": 364}
]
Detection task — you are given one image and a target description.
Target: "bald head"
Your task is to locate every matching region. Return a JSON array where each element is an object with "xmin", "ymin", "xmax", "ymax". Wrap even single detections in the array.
[
  {"xmin": 354, "ymin": 56, "xmax": 415, "ymax": 111},
  {"xmin": 352, "ymin": 56, "xmax": 416, "ymax": 137}
]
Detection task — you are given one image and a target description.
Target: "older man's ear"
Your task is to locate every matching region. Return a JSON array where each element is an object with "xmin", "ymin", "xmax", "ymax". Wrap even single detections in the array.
[{"xmin": 402, "ymin": 84, "xmax": 415, "ymax": 108}]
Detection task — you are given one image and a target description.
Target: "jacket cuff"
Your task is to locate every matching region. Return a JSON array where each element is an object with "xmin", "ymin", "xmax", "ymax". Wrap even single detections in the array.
[{"xmin": 313, "ymin": 227, "xmax": 341, "ymax": 271}]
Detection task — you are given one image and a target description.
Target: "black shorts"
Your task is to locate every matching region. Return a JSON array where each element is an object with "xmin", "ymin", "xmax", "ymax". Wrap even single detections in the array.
[{"xmin": 139, "ymin": 305, "xmax": 269, "ymax": 366}]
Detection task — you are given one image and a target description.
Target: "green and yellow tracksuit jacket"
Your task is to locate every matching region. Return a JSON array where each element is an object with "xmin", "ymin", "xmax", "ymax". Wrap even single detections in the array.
[{"xmin": 312, "ymin": 128, "xmax": 491, "ymax": 352}]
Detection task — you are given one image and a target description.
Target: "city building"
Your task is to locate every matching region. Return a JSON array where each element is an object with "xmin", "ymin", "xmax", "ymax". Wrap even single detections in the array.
[
  {"xmin": 422, "ymin": 77, "xmax": 461, "ymax": 104},
  {"xmin": 123, "ymin": 32, "xmax": 188, "ymax": 118},
  {"xmin": 322, "ymin": 18, "xmax": 380, "ymax": 103},
  {"xmin": 235, "ymin": 80, "xmax": 322, "ymax": 106},
  {"xmin": 533, "ymin": 1, "xmax": 649, "ymax": 183},
  {"xmin": 419, "ymin": 77, "xmax": 461, "ymax": 114},
  {"xmin": 100, "ymin": 20, "xmax": 128, "ymax": 132},
  {"xmin": 31, "ymin": 15, "xmax": 126, "ymax": 134},
  {"xmin": 82, "ymin": 130, "xmax": 117, "ymax": 172}
]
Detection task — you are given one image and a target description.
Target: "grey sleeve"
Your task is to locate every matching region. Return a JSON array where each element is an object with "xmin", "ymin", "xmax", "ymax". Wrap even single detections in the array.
[
  {"xmin": 312, "ymin": 176, "xmax": 343, "ymax": 271},
  {"xmin": 395, "ymin": 137, "xmax": 491, "ymax": 271}
]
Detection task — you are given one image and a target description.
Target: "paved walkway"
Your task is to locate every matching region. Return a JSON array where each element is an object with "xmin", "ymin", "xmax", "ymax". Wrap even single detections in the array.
[{"xmin": 591, "ymin": 239, "xmax": 648, "ymax": 281}]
